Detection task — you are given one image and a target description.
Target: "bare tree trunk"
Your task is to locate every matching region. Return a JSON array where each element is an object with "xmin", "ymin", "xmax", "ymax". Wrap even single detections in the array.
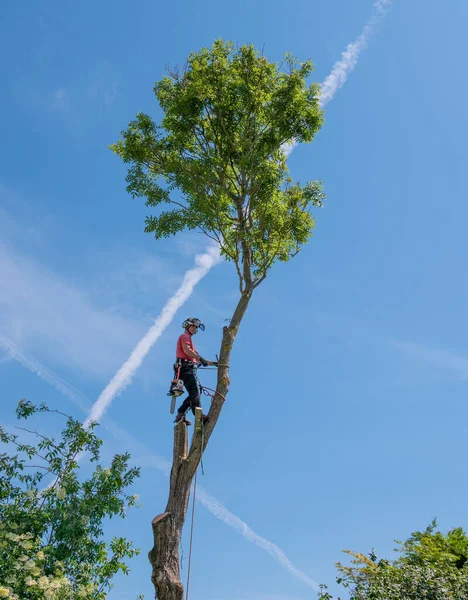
[{"xmin": 148, "ymin": 287, "xmax": 252, "ymax": 599}]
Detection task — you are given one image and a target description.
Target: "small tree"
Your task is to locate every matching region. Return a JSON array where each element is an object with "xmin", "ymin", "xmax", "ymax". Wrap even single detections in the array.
[
  {"xmin": 0, "ymin": 400, "xmax": 140, "ymax": 599},
  {"xmin": 112, "ymin": 39, "xmax": 325, "ymax": 599},
  {"xmin": 318, "ymin": 521, "xmax": 468, "ymax": 600}
]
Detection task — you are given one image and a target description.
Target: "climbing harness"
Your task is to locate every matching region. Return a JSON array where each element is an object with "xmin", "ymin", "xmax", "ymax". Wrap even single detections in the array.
[{"xmin": 167, "ymin": 359, "xmax": 227, "ymax": 414}]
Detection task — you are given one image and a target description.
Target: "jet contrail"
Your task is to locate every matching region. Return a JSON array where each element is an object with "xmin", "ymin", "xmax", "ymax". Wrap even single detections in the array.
[
  {"xmin": 0, "ymin": 334, "xmax": 319, "ymax": 590},
  {"xmin": 320, "ymin": 0, "xmax": 392, "ymax": 107},
  {"xmin": 283, "ymin": 0, "xmax": 392, "ymax": 156},
  {"xmin": 0, "ymin": 332, "xmax": 91, "ymax": 413},
  {"xmin": 84, "ymin": 246, "xmax": 221, "ymax": 427},
  {"xmin": 195, "ymin": 485, "xmax": 319, "ymax": 590}
]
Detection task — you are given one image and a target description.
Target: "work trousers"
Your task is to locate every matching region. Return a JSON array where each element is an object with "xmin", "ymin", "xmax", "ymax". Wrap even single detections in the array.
[{"xmin": 177, "ymin": 364, "xmax": 201, "ymax": 415}]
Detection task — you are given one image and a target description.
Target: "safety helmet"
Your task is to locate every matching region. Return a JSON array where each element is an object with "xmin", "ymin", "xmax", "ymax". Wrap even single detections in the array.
[{"xmin": 182, "ymin": 317, "xmax": 205, "ymax": 331}]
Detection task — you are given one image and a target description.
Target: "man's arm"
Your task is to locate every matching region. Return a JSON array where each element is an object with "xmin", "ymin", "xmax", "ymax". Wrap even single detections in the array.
[{"xmin": 182, "ymin": 343, "xmax": 214, "ymax": 365}]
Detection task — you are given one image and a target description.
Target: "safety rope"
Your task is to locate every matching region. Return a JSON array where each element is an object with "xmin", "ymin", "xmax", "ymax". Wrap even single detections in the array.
[
  {"xmin": 185, "ymin": 469, "xmax": 197, "ymax": 600},
  {"xmin": 184, "ymin": 383, "xmax": 227, "ymax": 600},
  {"xmin": 185, "ymin": 413, "xmax": 208, "ymax": 598}
]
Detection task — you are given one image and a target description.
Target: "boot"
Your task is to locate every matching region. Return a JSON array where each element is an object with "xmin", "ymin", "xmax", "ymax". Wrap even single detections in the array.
[
  {"xmin": 174, "ymin": 413, "xmax": 192, "ymax": 426},
  {"xmin": 202, "ymin": 414, "xmax": 210, "ymax": 425}
]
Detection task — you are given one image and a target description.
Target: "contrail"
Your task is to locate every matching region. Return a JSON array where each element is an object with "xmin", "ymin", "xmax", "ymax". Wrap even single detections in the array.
[
  {"xmin": 0, "ymin": 335, "xmax": 319, "ymax": 589},
  {"xmin": 320, "ymin": 0, "xmax": 392, "ymax": 107},
  {"xmin": 0, "ymin": 332, "xmax": 91, "ymax": 413},
  {"xmin": 84, "ymin": 246, "xmax": 221, "ymax": 427},
  {"xmin": 283, "ymin": 0, "xmax": 392, "ymax": 156},
  {"xmin": 195, "ymin": 486, "xmax": 319, "ymax": 589}
]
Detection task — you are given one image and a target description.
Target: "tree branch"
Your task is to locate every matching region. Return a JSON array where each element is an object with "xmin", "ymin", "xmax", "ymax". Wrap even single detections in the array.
[
  {"xmin": 6, "ymin": 436, "xmax": 53, "ymax": 467},
  {"xmin": 13, "ymin": 426, "xmax": 68, "ymax": 458}
]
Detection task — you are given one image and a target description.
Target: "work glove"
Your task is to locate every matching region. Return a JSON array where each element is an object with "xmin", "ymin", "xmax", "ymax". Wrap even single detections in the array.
[{"xmin": 198, "ymin": 356, "xmax": 209, "ymax": 367}]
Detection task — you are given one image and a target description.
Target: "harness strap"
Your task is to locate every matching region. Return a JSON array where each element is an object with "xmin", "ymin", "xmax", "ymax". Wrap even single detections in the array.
[{"xmin": 175, "ymin": 358, "xmax": 196, "ymax": 371}]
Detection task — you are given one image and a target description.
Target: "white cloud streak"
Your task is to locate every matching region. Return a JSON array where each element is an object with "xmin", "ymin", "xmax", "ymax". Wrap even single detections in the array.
[
  {"xmin": 283, "ymin": 0, "xmax": 392, "ymax": 157},
  {"xmin": 320, "ymin": 0, "xmax": 392, "ymax": 108},
  {"xmin": 195, "ymin": 486, "xmax": 319, "ymax": 590},
  {"xmin": 84, "ymin": 246, "xmax": 221, "ymax": 427},
  {"xmin": 0, "ymin": 334, "xmax": 319, "ymax": 590},
  {"xmin": 0, "ymin": 240, "xmax": 152, "ymax": 379},
  {"xmin": 0, "ymin": 332, "xmax": 91, "ymax": 412}
]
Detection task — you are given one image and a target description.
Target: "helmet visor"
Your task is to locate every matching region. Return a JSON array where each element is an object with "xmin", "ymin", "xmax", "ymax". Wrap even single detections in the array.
[{"xmin": 192, "ymin": 319, "xmax": 205, "ymax": 331}]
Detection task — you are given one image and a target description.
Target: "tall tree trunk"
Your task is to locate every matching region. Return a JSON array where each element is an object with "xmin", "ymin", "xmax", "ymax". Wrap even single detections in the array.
[{"xmin": 148, "ymin": 288, "xmax": 252, "ymax": 599}]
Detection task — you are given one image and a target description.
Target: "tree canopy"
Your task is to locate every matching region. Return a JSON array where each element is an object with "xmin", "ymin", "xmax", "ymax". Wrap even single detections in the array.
[
  {"xmin": 0, "ymin": 401, "xmax": 140, "ymax": 600},
  {"xmin": 111, "ymin": 39, "xmax": 325, "ymax": 291},
  {"xmin": 319, "ymin": 521, "xmax": 468, "ymax": 600}
]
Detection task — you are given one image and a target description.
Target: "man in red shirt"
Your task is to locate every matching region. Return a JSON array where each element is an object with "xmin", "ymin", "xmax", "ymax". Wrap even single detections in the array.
[{"xmin": 174, "ymin": 317, "xmax": 216, "ymax": 426}]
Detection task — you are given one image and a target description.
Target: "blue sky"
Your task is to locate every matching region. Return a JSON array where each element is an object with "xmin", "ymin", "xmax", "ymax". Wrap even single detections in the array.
[{"xmin": 1, "ymin": 0, "xmax": 468, "ymax": 598}]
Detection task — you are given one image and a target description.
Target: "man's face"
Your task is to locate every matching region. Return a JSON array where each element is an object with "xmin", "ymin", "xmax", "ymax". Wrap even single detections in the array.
[{"xmin": 188, "ymin": 324, "xmax": 198, "ymax": 335}]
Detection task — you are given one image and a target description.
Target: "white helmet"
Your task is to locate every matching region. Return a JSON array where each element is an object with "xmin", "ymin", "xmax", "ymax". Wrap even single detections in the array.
[{"xmin": 182, "ymin": 317, "xmax": 205, "ymax": 331}]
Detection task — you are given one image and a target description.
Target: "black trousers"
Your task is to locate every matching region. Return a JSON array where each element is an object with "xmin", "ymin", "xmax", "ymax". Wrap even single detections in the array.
[{"xmin": 177, "ymin": 365, "xmax": 201, "ymax": 415}]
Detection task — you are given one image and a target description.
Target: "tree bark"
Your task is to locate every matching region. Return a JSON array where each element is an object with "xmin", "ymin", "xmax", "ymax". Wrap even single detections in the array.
[{"xmin": 148, "ymin": 287, "xmax": 252, "ymax": 599}]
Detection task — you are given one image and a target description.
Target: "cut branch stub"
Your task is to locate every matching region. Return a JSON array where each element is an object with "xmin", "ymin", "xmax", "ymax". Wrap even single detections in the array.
[
  {"xmin": 187, "ymin": 407, "xmax": 203, "ymax": 473},
  {"xmin": 173, "ymin": 420, "xmax": 188, "ymax": 463}
]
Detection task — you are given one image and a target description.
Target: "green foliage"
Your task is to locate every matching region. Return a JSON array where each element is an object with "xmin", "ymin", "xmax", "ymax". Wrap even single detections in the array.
[
  {"xmin": 399, "ymin": 518, "xmax": 468, "ymax": 569},
  {"xmin": 111, "ymin": 39, "xmax": 325, "ymax": 290},
  {"xmin": 318, "ymin": 521, "xmax": 468, "ymax": 600},
  {"xmin": 0, "ymin": 401, "xmax": 141, "ymax": 599}
]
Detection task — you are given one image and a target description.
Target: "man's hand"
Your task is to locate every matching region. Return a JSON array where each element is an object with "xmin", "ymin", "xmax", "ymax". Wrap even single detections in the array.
[{"xmin": 198, "ymin": 357, "xmax": 218, "ymax": 366}]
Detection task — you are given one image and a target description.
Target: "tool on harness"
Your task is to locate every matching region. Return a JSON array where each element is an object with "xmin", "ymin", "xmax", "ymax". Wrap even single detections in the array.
[
  {"xmin": 167, "ymin": 361, "xmax": 185, "ymax": 414},
  {"xmin": 167, "ymin": 360, "xmax": 218, "ymax": 414}
]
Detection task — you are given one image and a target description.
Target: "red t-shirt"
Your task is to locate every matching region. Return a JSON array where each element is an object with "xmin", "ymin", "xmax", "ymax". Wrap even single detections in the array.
[{"xmin": 176, "ymin": 332, "xmax": 197, "ymax": 362}]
